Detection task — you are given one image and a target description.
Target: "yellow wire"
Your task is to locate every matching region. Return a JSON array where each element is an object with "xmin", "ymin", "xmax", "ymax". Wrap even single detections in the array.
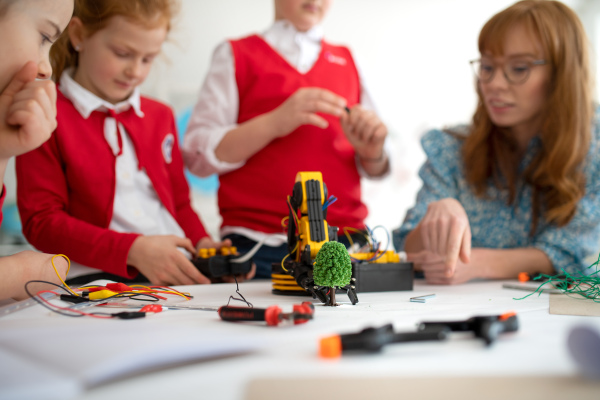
[
  {"xmin": 343, "ymin": 227, "xmax": 372, "ymax": 250},
  {"xmin": 51, "ymin": 254, "xmax": 78, "ymax": 296},
  {"xmin": 281, "ymin": 216, "xmax": 289, "ymax": 228},
  {"xmin": 281, "ymin": 253, "xmax": 290, "ymax": 272},
  {"xmin": 130, "ymin": 284, "xmax": 151, "ymax": 291},
  {"xmin": 280, "ymin": 242, "xmax": 298, "ymax": 272},
  {"xmin": 49, "ymin": 259, "xmax": 190, "ymax": 300},
  {"xmin": 343, "ymin": 227, "xmax": 355, "ymax": 248},
  {"xmin": 129, "ymin": 285, "xmax": 191, "ymax": 300}
]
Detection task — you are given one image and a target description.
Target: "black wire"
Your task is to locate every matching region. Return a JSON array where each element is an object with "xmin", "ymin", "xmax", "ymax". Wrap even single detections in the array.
[
  {"xmin": 226, "ymin": 275, "xmax": 253, "ymax": 308},
  {"xmin": 107, "ymin": 293, "xmax": 160, "ymax": 302},
  {"xmin": 25, "ymin": 280, "xmax": 86, "ymax": 318},
  {"xmin": 25, "ymin": 279, "xmax": 72, "ymax": 294},
  {"xmin": 24, "ymin": 280, "xmax": 161, "ymax": 318}
]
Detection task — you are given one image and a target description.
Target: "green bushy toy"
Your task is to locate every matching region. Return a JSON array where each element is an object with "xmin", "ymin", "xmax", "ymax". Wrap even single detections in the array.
[{"xmin": 313, "ymin": 241, "xmax": 352, "ymax": 306}]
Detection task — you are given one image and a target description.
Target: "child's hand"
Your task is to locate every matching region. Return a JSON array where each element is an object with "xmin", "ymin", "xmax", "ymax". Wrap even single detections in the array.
[
  {"xmin": 269, "ymin": 87, "xmax": 347, "ymax": 137},
  {"xmin": 0, "ymin": 251, "xmax": 69, "ymax": 301},
  {"xmin": 196, "ymin": 237, "xmax": 256, "ymax": 282},
  {"xmin": 196, "ymin": 236, "xmax": 232, "ymax": 252},
  {"xmin": 340, "ymin": 104, "xmax": 387, "ymax": 161},
  {"xmin": 0, "ymin": 62, "xmax": 57, "ymax": 161},
  {"xmin": 128, "ymin": 235, "xmax": 211, "ymax": 286}
]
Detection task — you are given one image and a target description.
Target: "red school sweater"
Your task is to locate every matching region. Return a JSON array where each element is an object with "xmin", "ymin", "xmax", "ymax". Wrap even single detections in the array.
[
  {"xmin": 16, "ymin": 90, "xmax": 208, "ymax": 278},
  {"xmin": 220, "ymin": 34, "xmax": 368, "ymax": 234},
  {"xmin": 0, "ymin": 185, "xmax": 4, "ymax": 225}
]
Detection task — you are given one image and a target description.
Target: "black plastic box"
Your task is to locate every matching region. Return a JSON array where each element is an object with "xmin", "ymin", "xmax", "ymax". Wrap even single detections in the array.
[{"xmin": 352, "ymin": 262, "xmax": 414, "ymax": 292}]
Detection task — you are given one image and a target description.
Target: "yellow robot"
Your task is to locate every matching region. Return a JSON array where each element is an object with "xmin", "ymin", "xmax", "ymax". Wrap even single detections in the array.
[{"xmin": 273, "ymin": 172, "xmax": 358, "ymax": 304}]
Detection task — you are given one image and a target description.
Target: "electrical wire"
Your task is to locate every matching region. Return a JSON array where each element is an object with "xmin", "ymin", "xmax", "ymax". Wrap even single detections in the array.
[
  {"xmin": 226, "ymin": 275, "xmax": 253, "ymax": 308},
  {"xmin": 515, "ymin": 254, "xmax": 600, "ymax": 302},
  {"xmin": 25, "ymin": 281, "xmax": 113, "ymax": 318},
  {"xmin": 24, "ymin": 278, "xmax": 187, "ymax": 319},
  {"xmin": 343, "ymin": 227, "xmax": 372, "ymax": 251},
  {"xmin": 128, "ymin": 285, "xmax": 191, "ymax": 300},
  {"xmin": 51, "ymin": 254, "xmax": 78, "ymax": 296},
  {"xmin": 322, "ymin": 195, "xmax": 338, "ymax": 210},
  {"xmin": 286, "ymin": 195, "xmax": 300, "ymax": 230},
  {"xmin": 344, "ymin": 225, "xmax": 392, "ymax": 263},
  {"xmin": 281, "ymin": 216, "xmax": 290, "ymax": 231},
  {"xmin": 280, "ymin": 241, "xmax": 298, "ymax": 272},
  {"xmin": 30, "ymin": 254, "xmax": 257, "ymax": 319}
]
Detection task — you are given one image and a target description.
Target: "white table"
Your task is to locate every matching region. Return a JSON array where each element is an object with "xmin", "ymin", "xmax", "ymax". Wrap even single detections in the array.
[{"xmin": 1, "ymin": 279, "xmax": 599, "ymax": 400}]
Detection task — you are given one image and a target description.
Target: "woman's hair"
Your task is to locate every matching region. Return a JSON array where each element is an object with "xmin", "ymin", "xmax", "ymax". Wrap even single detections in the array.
[
  {"xmin": 50, "ymin": 0, "xmax": 179, "ymax": 82},
  {"xmin": 463, "ymin": 0, "xmax": 593, "ymax": 232}
]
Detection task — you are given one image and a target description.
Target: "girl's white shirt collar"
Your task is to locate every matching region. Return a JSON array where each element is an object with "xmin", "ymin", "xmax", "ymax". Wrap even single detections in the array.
[{"xmin": 59, "ymin": 68, "xmax": 144, "ymax": 119}]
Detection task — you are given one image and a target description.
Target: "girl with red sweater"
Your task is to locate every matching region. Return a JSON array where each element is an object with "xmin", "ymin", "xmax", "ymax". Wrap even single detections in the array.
[{"xmin": 16, "ymin": 0, "xmax": 252, "ymax": 286}]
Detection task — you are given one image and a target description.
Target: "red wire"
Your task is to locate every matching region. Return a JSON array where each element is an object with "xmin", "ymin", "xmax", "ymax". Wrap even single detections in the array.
[
  {"xmin": 36, "ymin": 290, "xmax": 113, "ymax": 319},
  {"xmin": 286, "ymin": 197, "xmax": 299, "ymax": 230},
  {"xmin": 76, "ymin": 285, "xmax": 189, "ymax": 301},
  {"xmin": 145, "ymin": 286, "xmax": 191, "ymax": 300}
]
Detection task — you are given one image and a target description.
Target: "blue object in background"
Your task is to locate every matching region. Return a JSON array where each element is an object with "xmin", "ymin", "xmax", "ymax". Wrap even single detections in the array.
[
  {"xmin": 0, "ymin": 203, "xmax": 25, "ymax": 243},
  {"xmin": 176, "ymin": 107, "xmax": 219, "ymax": 194}
]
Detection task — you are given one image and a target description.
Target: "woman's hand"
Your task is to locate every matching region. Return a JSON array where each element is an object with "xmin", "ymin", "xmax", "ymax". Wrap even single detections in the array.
[
  {"xmin": 416, "ymin": 198, "xmax": 472, "ymax": 277},
  {"xmin": 407, "ymin": 250, "xmax": 480, "ymax": 285}
]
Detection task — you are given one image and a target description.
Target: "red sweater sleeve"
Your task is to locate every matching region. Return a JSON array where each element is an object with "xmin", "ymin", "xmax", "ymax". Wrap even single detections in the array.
[
  {"xmin": 166, "ymin": 112, "xmax": 208, "ymax": 245},
  {"xmin": 0, "ymin": 184, "xmax": 5, "ymax": 226},
  {"xmin": 16, "ymin": 136, "xmax": 140, "ymax": 278}
]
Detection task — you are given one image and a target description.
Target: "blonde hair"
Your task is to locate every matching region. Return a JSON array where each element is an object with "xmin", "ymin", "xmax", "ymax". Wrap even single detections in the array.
[
  {"xmin": 50, "ymin": 0, "xmax": 179, "ymax": 82},
  {"xmin": 462, "ymin": 0, "xmax": 593, "ymax": 232}
]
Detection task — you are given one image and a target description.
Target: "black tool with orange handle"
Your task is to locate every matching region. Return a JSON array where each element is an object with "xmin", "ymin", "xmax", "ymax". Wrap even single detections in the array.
[
  {"xmin": 418, "ymin": 312, "xmax": 519, "ymax": 346},
  {"xmin": 319, "ymin": 312, "xmax": 519, "ymax": 358},
  {"xmin": 319, "ymin": 324, "xmax": 447, "ymax": 358}
]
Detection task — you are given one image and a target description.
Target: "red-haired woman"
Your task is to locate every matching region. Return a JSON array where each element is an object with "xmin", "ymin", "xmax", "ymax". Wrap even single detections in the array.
[{"xmin": 394, "ymin": 0, "xmax": 600, "ymax": 284}]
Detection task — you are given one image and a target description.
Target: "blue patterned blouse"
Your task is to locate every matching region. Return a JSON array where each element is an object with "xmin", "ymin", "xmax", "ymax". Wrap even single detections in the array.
[{"xmin": 393, "ymin": 110, "xmax": 600, "ymax": 275}]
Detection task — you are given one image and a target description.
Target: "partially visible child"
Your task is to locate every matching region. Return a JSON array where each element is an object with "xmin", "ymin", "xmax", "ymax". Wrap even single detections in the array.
[
  {"xmin": 183, "ymin": 0, "xmax": 390, "ymax": 278},
  {"xmin": 16, "ymin": 0, "xmax": 253, "ymax": 286},
  {"xmin": 0, "ymin": 0, "xmax": 73, "ymax": 301}
]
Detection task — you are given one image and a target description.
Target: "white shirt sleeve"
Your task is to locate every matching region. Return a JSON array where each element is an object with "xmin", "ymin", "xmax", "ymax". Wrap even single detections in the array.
[
  {"xmin": 182, "ymin": 41, "xmax": 245, "ymax": 177},
  {"xmin": 354, "ymin": 57, "xmax": 392, "ymax": 179},
  {"xmin": 182, "ymin": 36, "xmax": 391, "ymax": 179}
]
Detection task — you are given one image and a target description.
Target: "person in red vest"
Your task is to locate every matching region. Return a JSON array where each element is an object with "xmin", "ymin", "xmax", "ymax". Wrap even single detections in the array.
[
  {"xmin": 16, "ymin": 0, "xmax": 254, "ymax": 287},
  {"xmin": 0, "ymin": 0, "xmax": 73, "ymax": 301},
  {"xmin": 183, "ymin": 0, "xmax": 390, "ymax": 278}
]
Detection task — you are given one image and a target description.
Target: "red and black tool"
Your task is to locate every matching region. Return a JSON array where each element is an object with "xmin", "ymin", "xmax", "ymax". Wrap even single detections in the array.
[{"xmin": 218, "ymin": 301, "xmax": 315, "ymax": 326}]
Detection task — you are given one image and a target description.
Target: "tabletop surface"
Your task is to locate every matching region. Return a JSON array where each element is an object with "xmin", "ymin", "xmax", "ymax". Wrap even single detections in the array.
[{"xmin": 1, "ymin": 278, "xmax": 600, "ymax": 400}]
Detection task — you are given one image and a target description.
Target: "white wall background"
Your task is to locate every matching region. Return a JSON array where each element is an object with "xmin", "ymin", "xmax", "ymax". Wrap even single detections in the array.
[{"xmin": 3, "ymin": 0, "xmax": 596, "ymax": 244}]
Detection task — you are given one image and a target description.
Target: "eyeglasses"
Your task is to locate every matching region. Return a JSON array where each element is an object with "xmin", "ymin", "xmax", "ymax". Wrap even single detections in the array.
[{"xmin": 469, "ymin": 58, "xmax": 547, "ymax": 85}]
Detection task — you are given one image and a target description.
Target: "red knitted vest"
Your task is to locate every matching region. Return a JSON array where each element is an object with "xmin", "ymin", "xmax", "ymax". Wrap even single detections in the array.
[{"xmin": 219, "ymin": 35, "xmax": 367, "ymax": 233}]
